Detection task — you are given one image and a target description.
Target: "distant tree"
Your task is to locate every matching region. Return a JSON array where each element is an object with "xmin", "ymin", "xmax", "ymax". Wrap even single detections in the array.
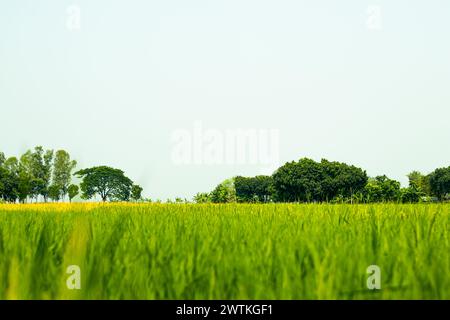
[
  {"xmin": 48, "ymin": 184, "xmax": 61, "ymax": 202},
  {"xmin": 235, "ymin": 176, "xmax": 256, "ymax": 202},
  {"xmin": 75, "ymin": 166, "xmax": 133, "ymax": 202},
  {"xmin": 0, "ymin": 157, "xmax": 19, "ymax": 202},
  {"xmin": 364, "ymin": 175, "xmax": 401, "ymax": 202},
  {"xmin": 364, "ymin": 178, "xmax": 383, "ymax": 202},
  {"xmin": 0, "ymin": 152, "xmax": 5, "ymax": 166},
  {"xmin": 130, "ymin": 184, "xmax": 143, "ymax": 202},
  {"xmin": 68, "ymin": 184, "xmax": 79, "ymax": 203},
  {"xmin": 0, "ymin": 153, "xmax": 6, "ymax": 199},
  {"xmin": 210, "ymin": 178, "xmax": 236, "ymax": 203},
  {"xmin": 19, "ymin": 147, "xmax": 54, "ymax": 202},
  {"xmin": 18, "ymin": 173, "xmax": 34, "ymax": 203},
  {"xmin": 428, "ymin": 166, "xmax": 450, "ymax": 201},
  {"xmin": 19, "ymin": 151, "xmax": 38, "ymax": 201},
  {"xmin": 0, "ymin": 171, "xmax": 4, "ymax": 199},
  {"xmin": 251, "ymin": 175, "xmax": 272, "ymax": 202},
  {"xmin": 407, "ymin": 171, "xmax": 431, "ymax": 196},
  {"xmin": 320, "ymin": 159, "xmax": 368, "ymax": 202},
  {"xmin": 235, "ymin": 175, "xmax": 273, "ymax": 202},
  {"xmin": 378, "ymin": 175, "xmax": 401, "ymax": 201},
  {"xmin": 52, "ymin": 150, "xmax": 77, "ymax": 200},
  {"xmin": 272, "ymin": 158, "xmax": 324, "ymax": 202},
  {"xmin": 40, "ymin": 147, "xmax": 54, "ymax": 201},
  {"xmin": 401, "ymin": 185, "xmax": 423, "ymax": 203},
  {"xmin": 193, "ymin": 192, "xmax": 211, "ymax": 203}
]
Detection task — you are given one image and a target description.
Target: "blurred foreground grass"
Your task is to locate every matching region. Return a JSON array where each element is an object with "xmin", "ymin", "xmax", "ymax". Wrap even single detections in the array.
[{"xmin": 0, "ymin": 203, "xmax": 448, "ymax": 299}]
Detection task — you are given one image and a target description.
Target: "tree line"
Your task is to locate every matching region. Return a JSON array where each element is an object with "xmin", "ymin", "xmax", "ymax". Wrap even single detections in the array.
[
  {"xmin": 194, "ymin": 158, "xmax": 450, "ymax": 204},
  {"xmin": 0, "ymin": 147, "xmax": 143, "ymax": 203},
  {"xmin": 2, "ymin": 149, "xmax": 448, "ymax": 204}
]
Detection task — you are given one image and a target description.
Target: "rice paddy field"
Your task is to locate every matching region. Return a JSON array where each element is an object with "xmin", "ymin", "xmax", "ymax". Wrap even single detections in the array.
[{"xmin": 0, "ymin": 203, "xmax": 448, "ymax": 300}]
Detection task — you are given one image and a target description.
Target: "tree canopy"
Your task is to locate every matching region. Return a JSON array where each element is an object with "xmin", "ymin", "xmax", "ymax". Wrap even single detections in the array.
[
  {"xmin": 0, "ymin": 147, "xmax": 76, "ymax": 203},
  {"xmin": 196, "ymin": 158, "xmax": 448, "ymax": 204},
  {"xmin": 1, "ymin": 147, "xmax": 447, "ymax": 204},
  {"xmin": 75, "ymin": 166, "xmax": 134, "ymax": 202},
  {"xmin": 235, "ymin": 175, "xmax": 273, "ymax": 202},
  {"xmin": 210, "ymin": 178, "xmax": 236, "ymax": 203},
  {"xmin": 131, "ymin": 184, "xmax": 143, "ymax": 202},
  {"xmin": 428, "ymin": 166, "xmax": 450, "ymax": 201},
  {"xmin": 1, "ymin": 148, "xmax": 143, "ymax": 204},
  {"xmin": 52, "ymin": 150, "xmax": 77, "ymax": 200},
  {"xmin": 271, "ymin": 158, "xmax": 368, "ymax": 202}
]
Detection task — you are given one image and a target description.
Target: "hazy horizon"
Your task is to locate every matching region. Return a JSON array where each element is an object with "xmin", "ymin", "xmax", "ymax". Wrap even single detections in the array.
[{"xmin": 1, "ymin": 0, "xmax": 449, "ymax": 200}]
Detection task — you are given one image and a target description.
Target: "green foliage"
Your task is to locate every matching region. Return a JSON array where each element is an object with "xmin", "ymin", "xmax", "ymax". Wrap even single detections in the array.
[
  {"xmin": 0, "ymin": 152, "xmax": 5, "ymax": 166},
  {"xmin": 210, "ymin": 178, "xmax": 236, "ymax": 203},
  {"xmin": 320, "ymin": 159, "xmax": 368, "ymax": 202},
  {"xmin": 67, "ymin": 184, "xmax": 79, "ymax": 203},
  {"xmin": 271, "ymin": 158, "xmax": 322, "ymax": 202},
  {"xmin": 0, "ymin": 148, "xmax": 79, "ymax": 203},
  {"xmin": 193, "ymin": 192, "xmax": 211, "ymax": 203},
  {"xmin": 75, "ymin": 166, "xmax": 134, "ymax": 202},
  {"xmin": 407, "ymin": 171, "xmax": 431, "ymax": 195},
  {"xmin": 364, "ymin": 175, "xmax": 401, "ymax": 202},
  {"xmin": 235, "ymin": 175, "xmax": 273, "ymax": 202},
  {"xmin": 19, "ymin": 147, "xmax": 54, "ymax": 201},
  {"xmin": 400, "ymin": 185, "xmax": 423, "ymax": 203},
  {"xmin": 207, "ymin": 159, "xmax": 450, "ymax": 204},
  {"xmin": 428, "ymin": 166, "xmax": 450, "ymax": 201},
  {"xmin": 52, "ymin": 150, "xmax": 77, "ymax": 199},
  {"xmin": 48, "ymin": 184, "xmax": 61, "ymax": 202},
  {"xmin": 1, "ymin": 157, "xmax": 20, "ymax": 203},
  {"xmin": 1, "ymin": 148, "xmax": 449, "ymax": 204},
  {"xmin": 271, "ymin": 158, "xmax": 368, "ymax": 202},
  {"xmin": 17, "ymin": 170, "xmax": 33, "ymax": 203},
  {"xmin": 130, "ymin": 185, "xmax": 143, "ymax": 202}
]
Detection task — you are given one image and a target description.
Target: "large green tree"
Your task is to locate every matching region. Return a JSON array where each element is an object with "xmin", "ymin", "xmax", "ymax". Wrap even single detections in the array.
[
  {"xmin": 271, "ymin": 158, "xmax": 368, "ymax": 203},
  {"xmin": 210, "ymin": 178, "xmax": 236, "ymax": 203},
  {"xmin": 235, "ymin": 176, "xmax": 257, "ymax": 202},
  {"xmin": 428, "ymin": 166, "xmax": 450, "ymax": 201},
  {"xmin": 130, "ymin": 184, "xmax": 143, "ymax": 202},
  {"xmin": 52, "ymin": 150, "xmax": 77, "ymax": 200},
  {"xmin": 1, "ymin": 157, "xmax": 20, "ymax": 203},
  {"xmin": 19, "ymin": 146, "xmax": 54, "ymax": 202},
  {"xmin": 68, "ymin": 184, "xmax": 79, "ymax": 203},
  {"xmin": 75, "ymin": 166, "xmax": 134, "ymax": 202},
  {"xmin": 272, "ymin": 158, "xmax": 324, "ymax": 202},
  {"xmin": 407, "ymin": 171, "xmax": 431, "ymax": 196},
  {"xmin": 235, "ymin": 175, "xmax": 273, "ymax": 202},
  {"xmin": 400, "ymin": 185, "xmax": 423, "ymax": 203},
  {"xmin": 364, "ymin": 175, "xmax": 401, "ymax": 202},
  {"xmin": 320, "ymin": 159, "xmax": 368, "ymax": 202},
  {"xmin": 48, "ymin": 184, "xmax": 61, "ymax": 202}
]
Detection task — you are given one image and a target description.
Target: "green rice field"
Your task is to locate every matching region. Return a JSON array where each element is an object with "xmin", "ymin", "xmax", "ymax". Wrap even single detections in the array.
[{"xmin": 0, "ymin": 203, "xmax": 448, "ymax": 299}]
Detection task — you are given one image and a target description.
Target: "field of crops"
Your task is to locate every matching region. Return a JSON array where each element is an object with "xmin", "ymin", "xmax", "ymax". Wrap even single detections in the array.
[{"xmin": 0, "ymin": 203, "xmax": 448, "ymax": 300}]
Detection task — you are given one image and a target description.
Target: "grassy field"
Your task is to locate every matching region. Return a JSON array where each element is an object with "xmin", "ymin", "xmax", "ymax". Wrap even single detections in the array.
[{"xmin": 0, "ymin": 203, "xmax": 448, "ymax": 300}]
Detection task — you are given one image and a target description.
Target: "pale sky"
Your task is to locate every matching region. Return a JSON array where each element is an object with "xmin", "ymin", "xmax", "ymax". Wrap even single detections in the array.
[{"xmin": 1, "ymin": 0, "xmax": 449, "ymax": 200}]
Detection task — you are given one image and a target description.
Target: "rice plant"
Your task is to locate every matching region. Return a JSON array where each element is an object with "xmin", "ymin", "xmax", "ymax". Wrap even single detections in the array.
[{"xmin": 0, "ymin": 203, "xmax": 448, "ymax": 299}]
